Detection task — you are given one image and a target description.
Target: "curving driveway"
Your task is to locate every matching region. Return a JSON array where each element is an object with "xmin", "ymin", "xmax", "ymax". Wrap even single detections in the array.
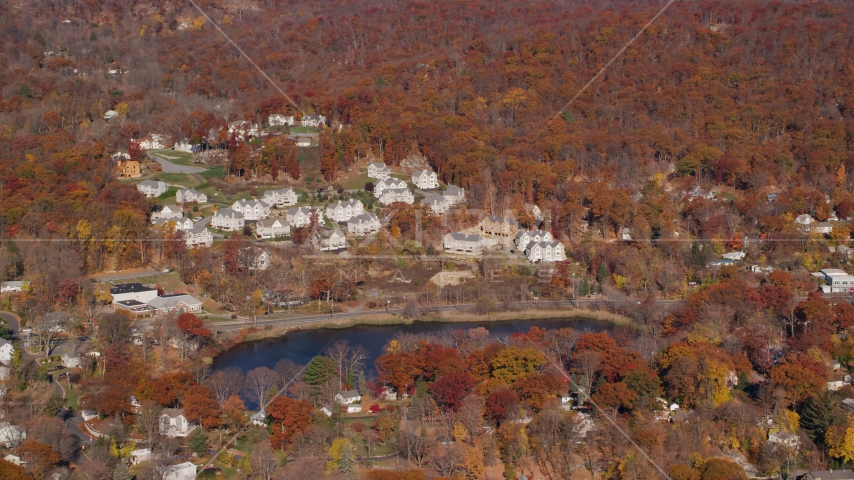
[{"xmin": 148, "ymin": 152, "xmax": 207, "ymax": 174}]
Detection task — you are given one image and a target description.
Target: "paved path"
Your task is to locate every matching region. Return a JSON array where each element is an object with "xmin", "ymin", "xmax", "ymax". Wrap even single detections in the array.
[{"xmin": 148, "ymin": 152, "xmax": 207, "ymax": 174}]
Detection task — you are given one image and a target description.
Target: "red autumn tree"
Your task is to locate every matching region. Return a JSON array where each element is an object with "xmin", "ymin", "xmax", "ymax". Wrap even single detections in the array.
[
  {"xmin": 375, "ymin": 351, "xmax": 419, "ymax": 394},
  {"xmin": 592, "ymin": 381, "xmax": 636, "ymax": 416},
  {"xmin": 18, "ymin": 440, "xmax": 61, "ymax": 479},
  {"xmin": 770, "ymin": 352, "xmax": 828, "ymax": 407},
  {"xmin": 183, "ymin": 384, "xmax": 222, "ymax": 429},
  {"xmin": 429, "ymin": 372, "xmax": 477, "ymax": 411},
  {"xmin": 176, "ymin": 313, "xmax": 212, "ymax": 339},
  {"xmin": 152, "ymin": 372, "xmax": 195, "ymax": 407},
  {"xmin": 510, "ymin": 373, "xmax": 564, "ymax": 411},
  {"xmin": 485, "ymin": 389, "xmax": 521, "ymax": 425},
  {"xmin": 415, "ymin": 344, "xmax": 466, "ymax": 381},
  {"xmin": 0, "ymin": 458, "xmax": 32, "ymax": 479},
  {"xmin": 267, "ymin": 396, "xmax": 313, "ymax": 450}
]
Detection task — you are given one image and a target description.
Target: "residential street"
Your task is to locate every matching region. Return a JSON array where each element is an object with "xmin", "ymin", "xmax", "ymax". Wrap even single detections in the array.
[{"xmin": 147, "ymin": 151, "xmax": 207, "ymax": 174}]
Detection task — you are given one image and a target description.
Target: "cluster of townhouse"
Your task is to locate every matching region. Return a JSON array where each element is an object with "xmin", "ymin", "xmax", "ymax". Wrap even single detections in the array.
[
  {"xmin": 367, "ymin": 162, "xmax": 465, "ymax": 214},
  {"xmin": 110, "ymin": 283, "xmax": 203, "ymax": 317}
]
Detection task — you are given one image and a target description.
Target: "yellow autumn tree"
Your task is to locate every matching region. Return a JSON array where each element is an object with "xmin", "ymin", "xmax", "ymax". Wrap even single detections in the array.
[
  {"xmin": 326, "ymin": 438, "xmax": 352, "ymax": 471},
  {"xmin": 827, "ymin": 424, "xmax": 854, "ymax": 463},
  {"xmin": 697, "ymin": 360, "xmax": 730, "ymax": 406},
  {"xmin": 464, "ymin": 444, "xmax": 485, "ymax": 480}
]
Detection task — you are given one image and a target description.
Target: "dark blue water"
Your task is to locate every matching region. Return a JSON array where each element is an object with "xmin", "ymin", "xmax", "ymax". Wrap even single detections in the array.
[{"xmin": 212, "ymin": 318, "xmax": 613, "ymax": 373}]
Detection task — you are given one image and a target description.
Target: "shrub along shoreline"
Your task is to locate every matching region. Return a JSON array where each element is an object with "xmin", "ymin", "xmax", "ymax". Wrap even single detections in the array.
[{"xmin": 237, "ymin": 306, "xmax": 631, "ymax": 344}]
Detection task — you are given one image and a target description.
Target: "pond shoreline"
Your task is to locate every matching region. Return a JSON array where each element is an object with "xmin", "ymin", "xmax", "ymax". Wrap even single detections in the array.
[{"xmin": 234, "ymin": 306, "xmax": 631, "ymax": 345}]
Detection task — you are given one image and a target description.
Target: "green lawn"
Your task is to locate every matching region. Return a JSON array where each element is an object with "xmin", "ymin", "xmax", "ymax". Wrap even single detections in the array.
[
  {"xmin": 154, "ymin": 172, "xmax": 199, "ymax": 187},
  {"xmin": 200, "ymin": 166, "xmax": 225, "ymax": 179},
  {"xmin": 289, "ymin": 126, "xmax": 318, "ymax": 134},
  {"xmin": 150, "ymin": 149, "xmax": 196, "ymax": 166},
  {"xmin": 114, "ymin": 271, "xmax": 186, "ymax": 292},
  {"xmin": 64, "ymin": 386, "xmax": 82, "ymax": 409},
  {"xmin": 341, "ymin": 173, "xmax": 373, "ymax": 191}
]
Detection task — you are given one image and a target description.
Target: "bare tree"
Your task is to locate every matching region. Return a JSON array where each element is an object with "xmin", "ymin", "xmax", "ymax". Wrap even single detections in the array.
[
  {"xmin": 250, "ymin": 443, "xmax": 279, "ymax": 480},
  {"xmin": 274, "ymin": 358, "xmax": 302, "ymax": 390},
  {"xmin": 288, "ymin": 380, "xmax": 313, "ymax": 401},
  {"xmin": 206, "ymin": 368, "xmax": 245, "ymax": 409},
  {"xmin": 398, "ymin": 426, "xmax": 434, "ymax": 467},
  {"xmin": 431, "ymin": 443, "xmax": 463, "ymax": 477},
  {"xmin": 346, "ymin": 346, "xmax": 370, "ymax": 388},
  {"xmin": 136, "ymin": 401, "xmax": 163, "ymax": 448},
  {"xmin": 574, "ymin": 350, "xmax": 603, "ymax": 400},
  {"xmin": 325, "ymin": 340, "xmax": 351, "ymax": 390},
  {"xmin": 245, "ymin": 366, "xmax": 278, "ymax": 409}
]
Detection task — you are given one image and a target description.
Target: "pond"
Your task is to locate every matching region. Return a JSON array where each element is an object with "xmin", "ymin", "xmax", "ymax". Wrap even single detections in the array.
[{"xmin": 212, "ymin": 317, "xmax": 613, "ymax": 375}]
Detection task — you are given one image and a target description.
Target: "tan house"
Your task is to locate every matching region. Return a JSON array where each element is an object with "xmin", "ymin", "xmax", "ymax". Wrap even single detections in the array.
[
  {"xmin": 481, "ymin": 215, "xmax": 519, "ymax": 237},
  {"xmin": 117, "ymin": 160, "xmax": 141, "ymax": 178}
]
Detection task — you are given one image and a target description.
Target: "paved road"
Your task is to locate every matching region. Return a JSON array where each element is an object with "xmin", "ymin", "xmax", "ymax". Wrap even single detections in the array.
[
  {"xmin": 147, "ymin": 152, "xmax": 207, "ymax": 174},
  {"xmin": 204, "ymin": 298, "xmax": 687, "ymax": 332}
]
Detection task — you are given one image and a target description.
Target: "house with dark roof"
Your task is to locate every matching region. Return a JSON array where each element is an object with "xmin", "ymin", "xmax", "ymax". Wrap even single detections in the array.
[{"xmin": 110, "ymin": 283, "xmax": 158, "ymax": 304}]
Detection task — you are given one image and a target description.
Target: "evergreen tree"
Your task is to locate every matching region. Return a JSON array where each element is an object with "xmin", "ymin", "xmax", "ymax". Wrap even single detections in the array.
[
  {"xmin": 189, "ymin": 427, "xmax": 209, "ymax": 457},
  {"xmin": 0, "ymin": 322, "xmax": 12, "ymax": 340},
  {"xmin": 304, "ymin": 355, "xmax": 337, "ymax": 388},
  {"xmin": 596, "ymin": 262, "xmax": 608, "ymax": 286},
  {"xmin": 690, "ymin": 241, "xmax": 705, "ymax": 266},
  {"xmin": 578, "ymin": 278, "xmax": 590, "ymax": 297},
  {"xmin": 801, "ymin": 390, "xmax": 842, "ymax": 444},
  {"xmin": 11, "ymin": 343, "xmax": 22, "ymax": 370},
  {"xmin": 44, "ymin": 393, "xmax": 64, "ymax": 416},
  {"xmin": 113, "ymin": 462, "xmax": 132, "ymax": 480},
  {"xmin": 338, "ymin": 444, "xmax": 356, "ymax": 478},
  {"xmin": 357, "ymin": 371, "xmax": 367, "ymax": 394}
]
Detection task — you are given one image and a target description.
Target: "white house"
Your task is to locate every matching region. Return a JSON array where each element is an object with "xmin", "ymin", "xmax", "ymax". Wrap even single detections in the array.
[
  {"xmin": 159, "ymin": 409, "xmax": 197, "ymax": 437},
  {"xmin": 3, "ymin": 454, "xmax": 24, "ymax": 466},
  {"xmin": 137, "ymin": 180, "xmax": 167, "ymax": 198},
  {"xmin": 103, "ymin": 110, "xmax": 118, "ymax": 120},
  {"xmin": 378, "ymin": 188, "xmax": 414, "ymax": 206},
  {"xmin": 232, "ymin": 199, "xmax": 271, "ymax": 221},
  {"xmin": 0, "ymin": 423, "xmax": 26, "ymax": 448},
  {"xmin": 228, "ymin": 120, "xmax": 261, "ymax": 138},
  {"xmin": 211, "ymin": 208, "xmax": 245, "ymax": 231},
  {"xmin": 0, "ymin": 339, "xmax": 13, "ymax": 364},
  {"xmin": 255, "ymin": 218, "xmax": 290, "ymax": 239},
  {"xmin": 326, "ymin": 199, "xmax": 364, "ymax": 222},
  {"xmin": 347, "ymin": 213, "xmax": 381, "ymax": 236},
  {"xmin": 147, "ymin": 294, "xmax": 203, "ymax": 315},
  {"xmin": 812, "ymin": 222, "xmax": 834, "ymax": 234},
  {"xmin": 443, "ymin": 232, "xmax": 484, "ymax": 256},
  {"xmin": 335, "ymin": 390, "xmax": 362, "ymax": 405},
  {"xmin": 268, "ymin": 114, "xmax": 295, "ymax": 127},
  {"xmin": 130, "ymin": 448, "xmax": 151, "ymax": 465},
  {"xmin": 185, "ymin": 225, "xmax": 213, "ymax": 249},
  {"xmin": 721, "ymin": 251, "xmax": 746, "ymax": 261},
  {"xmin": 162, "ymin": 462, "xmax": 196, "ymax": 480},
  {"xmin": 0, "ymin": 281, "xmax": 28, "ymax": 293},
  {"xmin": 795, "ymin": 214, "xmax": 816, "ymax": 226},
  {"xmin": 287, "ymin": 206, "xmax": 317, "ymax": 228},
  {"xmin": 421, "ymin": 194, "xmax": 449, "ymax": 215},
  {"xmin": 246, "ymin": 248, "xmax": 272, "ymax": 271},
  {"xmin": 621, "ymin": 228, "xmax": 633, "ymax": 240},
  {"xmin": 411, "ymin": 169, "xmax": 439, "ymax": 190},
  {"xmin": 110, "ymin": 283, "xmax": 158, "ymax": 304},
  {"xmin": 152, "ymin": 204, "xmax": 183, "ymax": 222},
  {"xmin": 313, "ymin": 228, "xmax": 347, "ymax": 251},
  {"xmin": 296, "ymin": 137, "xmax": 311, "ymax": 147},
  {"xmin": 301, "ymin": 114, "xmax": 326, "ymax": 128},
  {"xmin": 368, "ymin": 162, "xmax": 391, "ymax": 180},
  {"xmin": 61, "ymin": 352, "xmax": 81, "ymax": 368},
  {"xmin": 443, "ymin": 185, "xmax": 465, "ymax": 206},
  {"xmin": 768, "ymin": 431, "xmax": 800, "ymax": 449},
  {"xmin": 524, "ymin": 204, "xmax": 544, "ymax": 222},
  {"xmin": 251, "ymin": 410, "xmax": 266, "ymax": 427},
  {"xmin": 525, "ymin": 241, "xmax": 567, "ymax": 263},
  {"xmin": 261, "ymin": 188, "xmax": 298, "ymax": 208},
  {"xmin": 175, "ymin": 188, "xmax": 207, "ymax": 204},
  {"xmin": 514, "ymin": 230, "xmax": 553, "ymax": 249},
  {"xmin": 813, "ymin": 268, "xmax": 854, "ymax": 294},
  {"xmin": 136, "ymin": 134, "xmax": 166, "ymax": 150},
  {"xmin": 374, "ymin": 178, "xmax": 408, "ymax": 197}
]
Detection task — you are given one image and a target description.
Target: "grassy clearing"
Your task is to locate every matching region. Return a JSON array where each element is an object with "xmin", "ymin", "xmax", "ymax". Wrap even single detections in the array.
[
  {"xmin": 242, "ymin": 308, "xmax": 630, "ymax": 342},
  {"xmin": 289, "ymin": 126, "xmax": 318, "ymax": 134},
  {"xmin": 151, "ymin": 149, "xmax": 196, "ymax": 166},
  {"xmin": 200, "ymin": 166, "xmax": 225, "ymax": 179},
  {"xmin": 154, "ymin": 172, "xmax": 198, "ymax": 187},
  {"xmin": 114, "ymin": 271, "xmax": 187, "ymax": 292},
  {"xmin": 340, "ymin": 173, "xmax": 373, "ymax": 190}
]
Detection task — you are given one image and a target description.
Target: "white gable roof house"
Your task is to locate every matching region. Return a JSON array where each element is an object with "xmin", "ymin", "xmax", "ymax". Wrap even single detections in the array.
[
  {"xmin": 151, "ymin": 204, "xmax": 183, "ymax": 222},
  {"xmin": 287, "ymin": 206, "xmax": 317, "ymax": 228},
  {"xmin": 0, "ymin": 339, "xmax": 13, "ymax": 364},
  {"xmin": 137, "ymin": 180, "xmax": 167, "ymax": 198},
  {"xmin": 348, "ymin": 213, "xmax": 381, "ymax": 236},
  {"xmin": 368, "ymin": 162, "xmax": 391, "ymax": 180},
  {"xmin": 246, "ymin": 247, "xmax": 273, "ymax": 271},
  {"xmin": 514, "ymin": 230, "xmax": 553, "ymax": 249},
  {"xmin": 211, "ymin": 208, "xmax": 245, "ymax": 231},
  {"xmin": 162, "ymin": 462, "xmax": 196, "ymax": 480},
  {"xmin": 175, "ymin": 188, "xmax": 207, "ymax": 204},
  {"xmin": 251, "ymin": 410, "xmax": 266, "ymax": 427},
  {"xmin": 232, "ymin": 199, "xmax": 271, "ymax": 221},
  {"xmin": 411, "ymin": 169, "xmax": 439, "ymax": 190},
  {"xmin": 795, "ymin": 214, "xmax": 816, "ymax": 225},
  {"xmin": 525, "ymin": 240, "xmax": 567, "ymax": 263},
  {"xmin": 374, "ymin": 178, "xmax": 408, "ymax": 198},
  {"xmin": 312, "ymin": 228, "xmax": 347, "ymax": 251},
  {"xmin": 185, "ymin": 225, "xmax": 213, "ymax": 249},
  {"xmin": 268, "ymin": 114, "xmax": 295, "ymax": 127},
  {"xmin": 443, "ymin": 185, "xmax": 465, "ymax": 205},
  {"xmin": 326, "ymin": 199, "xmax": 364, "ymax": 223},
  {"xmin": 443, "ymin": 232, "xmax": 484, "ymax": 256},
  {"xmin": 335, "ymin": 390, "xmax": 362, "ymax": 404},
  {"xmin": 159, "ymin": 409, "xmax": 197, "ymax": 438},
  {"xmin": 256, "ymin": 218, "xmax": 290, "ymax": 239},
  {"xmin": 301, "ymin": 114, "xmax": 326, "ymax": 128},
  {"xmin": 378, "ymin": 188, "xmax": 414, "ymax": 206},
  {"xmin": 262, "ymin": 188, "xmax": 298, "ymax": 208},
  {"xmin": 421, "ymin": 194, "xmax": 450, "ymax": 215},
  {"xmin": 0, "ymin": 422, "xmax": 26, "ymax": 448}
]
